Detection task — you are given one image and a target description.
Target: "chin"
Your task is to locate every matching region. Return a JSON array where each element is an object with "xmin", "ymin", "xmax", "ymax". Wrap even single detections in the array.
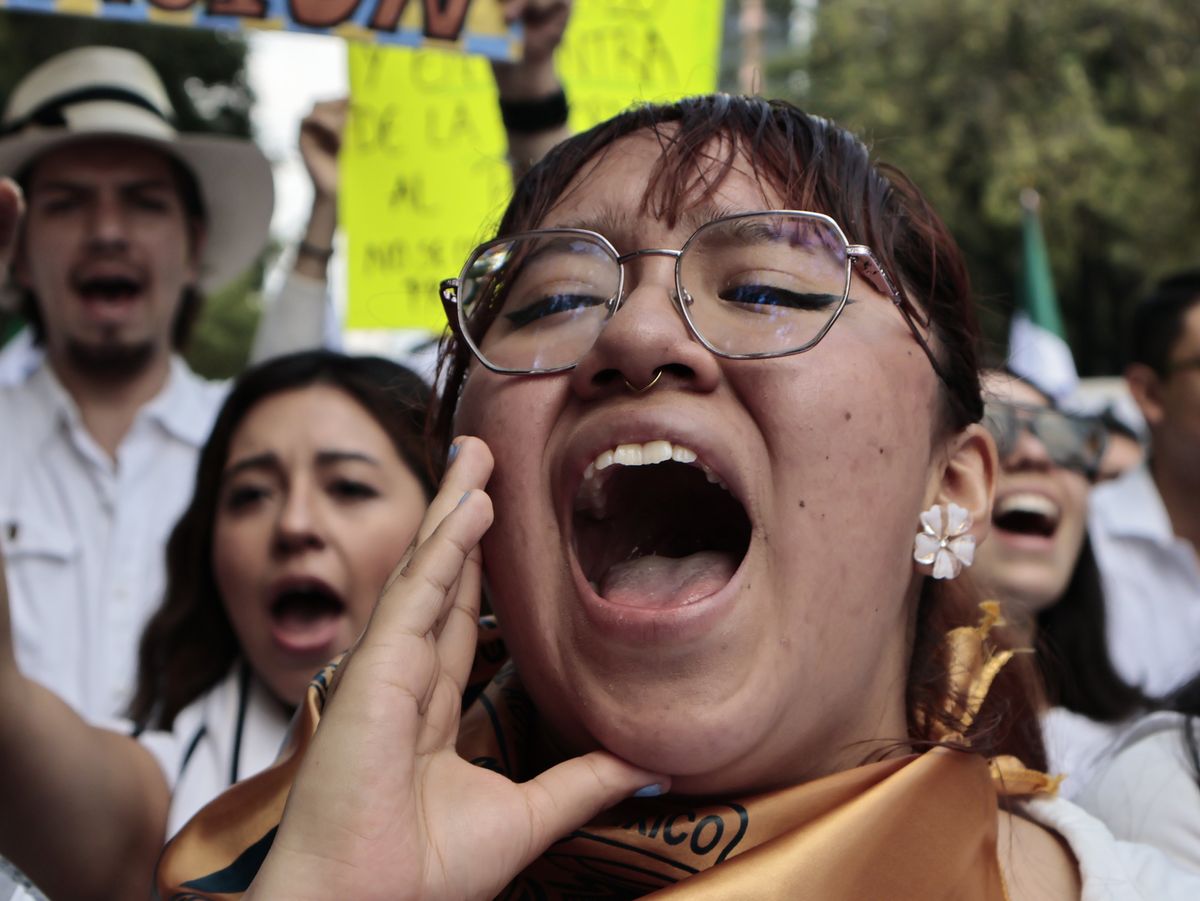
[
  {"xmin": 995, "ymin": 577, "xmax": 1062, "ymax": 620},
  {"xmin": 601, "ymin": 710, "xmax": 780, "ymax": 789},
  {"xmin": 274, "ymin": 675, "xmax": 314, "ymax": 709}
]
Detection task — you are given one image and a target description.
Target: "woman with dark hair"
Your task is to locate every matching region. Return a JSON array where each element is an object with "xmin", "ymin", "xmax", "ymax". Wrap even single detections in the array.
[
  {"xmin": 0, "ymin": 350, "xmax": 433, "ymax": 900},
  {"xmin": 973, "ymin": 370, "xmax": 1153, "ymax": 796},
  {"xmin": 162, "ymin": 98, "xmax": 1200, "ymax": 899}
]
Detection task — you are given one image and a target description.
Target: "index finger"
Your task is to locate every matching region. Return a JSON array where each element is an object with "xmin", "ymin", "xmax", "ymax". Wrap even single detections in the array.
[{"xmin": 417, "ymin": 436, "xmax": 494, "ymax": 545}]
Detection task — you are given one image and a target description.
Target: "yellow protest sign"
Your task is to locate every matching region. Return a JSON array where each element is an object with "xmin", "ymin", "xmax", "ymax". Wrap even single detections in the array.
[{"xmin": 342, "ymin": 0, "xmax": 725, "ymax": 332}]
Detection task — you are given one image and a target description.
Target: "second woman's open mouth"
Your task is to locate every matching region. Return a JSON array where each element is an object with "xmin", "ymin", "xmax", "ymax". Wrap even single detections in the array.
[{"xmin": 268, "ymin": 578, "xmax": 347, "ymax": 656}]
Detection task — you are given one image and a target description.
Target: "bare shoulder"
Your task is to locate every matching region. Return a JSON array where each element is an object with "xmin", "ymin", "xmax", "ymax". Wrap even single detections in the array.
[{"xmin": 998, "ymin": 809, "xmax": 1082, "ymax": 901}]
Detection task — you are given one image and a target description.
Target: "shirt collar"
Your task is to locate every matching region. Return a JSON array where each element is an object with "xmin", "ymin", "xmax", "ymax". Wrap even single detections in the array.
[
  {"xmin": 139, "ymin": 355, "xmax": 221, "ymax": 447},
  {"xmin": 23, "ymin": 359, "xmax": 82, "ymax": 449},
  {"xmin": 23, "ymin": 355, "xmax": 217, "ymax": 451},
  {"xmin": 1091, "ymin": 462, "xmax": 1175, "ymax": 545}
]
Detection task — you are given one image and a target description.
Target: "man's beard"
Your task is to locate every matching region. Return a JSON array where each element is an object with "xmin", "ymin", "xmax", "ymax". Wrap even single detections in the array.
[{"xmin": 63, "ymin": 336, "xmax": 158, "ymax": 382}]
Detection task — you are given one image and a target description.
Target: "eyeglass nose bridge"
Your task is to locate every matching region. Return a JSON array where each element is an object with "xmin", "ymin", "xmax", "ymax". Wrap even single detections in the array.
[{"xmin": 611, "ymin": 247, "xmax": 691, "ymax": 313}]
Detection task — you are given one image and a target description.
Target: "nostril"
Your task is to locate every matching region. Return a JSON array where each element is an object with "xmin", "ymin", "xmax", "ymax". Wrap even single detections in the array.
[
  {"xmin": 591, "ymin": 369, "xmax": 626, "ymax": 391},
  {"xmin": 605, "ymin": 362, "xmax": 695, "ymax": 394}
]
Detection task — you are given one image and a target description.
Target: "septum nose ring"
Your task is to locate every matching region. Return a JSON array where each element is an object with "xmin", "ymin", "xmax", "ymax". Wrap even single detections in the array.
[{"xmin": 624, "ymin": 369, "xmax": 664, "ymax": 393}]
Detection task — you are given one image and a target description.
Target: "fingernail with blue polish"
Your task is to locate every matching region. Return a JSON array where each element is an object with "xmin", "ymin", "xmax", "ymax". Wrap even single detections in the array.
[
  {"xmin": 447, "ymin": 441, "xmax": 460, "ymax": 464},
  {"xmin": 633, "ymin": 783, "xmax": 664, "ymax": 798},
  {"xmin": 459, "ymin": 490, "xmax": 472, "ymax": 506}
]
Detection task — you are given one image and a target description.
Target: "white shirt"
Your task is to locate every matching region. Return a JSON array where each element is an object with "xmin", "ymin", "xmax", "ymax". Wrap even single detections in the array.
[
  {"xmin": 1074, "ymin": 711, "xmax": 1200, "ymax": 876},
  {"xmin": 0, "ymin": 272, "xmax": 330, "ymax": 723},
  {"xmin": 137, "ymin": 663, "xmax": 293, "ymax": 838},
  {"xmin": 0, "ymin": 328, "xmax": 39, "ymax": 387},
  {"xmin": 1041, "ymin": 706, "xmax": 1128, "ymax": 799},
  {"xmin": 1021, "ymin": 793, "xmax": 1200, "ymax": 898},
  {"xmin": 1089, "ymin": 464, "xmax": 1200, "ymax": 696},
  {"xmin": 0, "ymin": 356, "xmax": 227, "ymax": 721}
]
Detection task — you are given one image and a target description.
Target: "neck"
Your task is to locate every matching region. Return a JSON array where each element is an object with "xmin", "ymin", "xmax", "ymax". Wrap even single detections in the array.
[
  {"xmin": 1002, "ymin": 608, "xmax": 1038, "ymax": 652},
  {"xmin": 1150, "ymin": 452, "xmax": 1200, "ymax": 551},
  {"xmin": 48, "ymin": 347, "xmax": 172, "ymax": 459}
]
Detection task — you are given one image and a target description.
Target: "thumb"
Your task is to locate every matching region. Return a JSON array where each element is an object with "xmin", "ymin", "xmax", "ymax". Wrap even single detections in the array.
[{"xmin": 517, "ymin": 751, "xmax": 668, "ymax": 858}]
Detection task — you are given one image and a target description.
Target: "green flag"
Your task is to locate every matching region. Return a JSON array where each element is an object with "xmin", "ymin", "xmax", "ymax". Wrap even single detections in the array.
[{"xmin": 1008, "ymin": 189, "xmax": 1078, "ymax": 400}]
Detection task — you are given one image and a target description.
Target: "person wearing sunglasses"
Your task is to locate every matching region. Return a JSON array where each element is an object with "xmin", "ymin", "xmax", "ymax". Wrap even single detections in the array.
[
  {"xmin": 159, "ymin": 97, "xmax": 1200, "ymax": 899},
  {"xmin": 1089, "ymin": 272, "xmax": 1200, "ymax": 699},
  {"xmin": 974, "ymin": 370, "xmax": 1154, "ymax": 799}
]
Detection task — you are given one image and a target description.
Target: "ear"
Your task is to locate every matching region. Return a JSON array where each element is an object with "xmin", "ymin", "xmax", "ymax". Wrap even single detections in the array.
[
  {"xmin": 1125, "ymin": 363, "xmax": 1164, "ymax": 430},
  {"xmin": 923, "ymin": 422, "xmax": 998, "ymax": 551}
]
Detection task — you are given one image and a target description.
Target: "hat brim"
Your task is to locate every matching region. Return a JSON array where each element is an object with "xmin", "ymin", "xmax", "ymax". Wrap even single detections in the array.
[{"xmin": 0, "ymin": 129, "xmax": 274, "ymax": 308}]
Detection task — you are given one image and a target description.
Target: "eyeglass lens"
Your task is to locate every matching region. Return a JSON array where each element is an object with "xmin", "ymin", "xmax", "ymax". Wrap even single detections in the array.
[
  {"xmin": 984, "ymin": 402, "xmax": 1105, "ymax": 474},
  {"xmin": 456, "ymin": 213, "xmax": 853, "ymax": 372}
]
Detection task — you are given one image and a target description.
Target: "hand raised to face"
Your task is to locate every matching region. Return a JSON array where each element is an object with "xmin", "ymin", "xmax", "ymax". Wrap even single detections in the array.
[{"xmin": 245, "ymin": 436, "xmax": 667, "ymax": 901}]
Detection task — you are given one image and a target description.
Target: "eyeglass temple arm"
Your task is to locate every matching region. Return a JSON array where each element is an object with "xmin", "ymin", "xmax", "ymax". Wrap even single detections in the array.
[
  {"xmin": 846, "ymin": 248, "xmax": 928, "ymax": 327},
  {"xmin": 441, "ymin": 277, "xmax": 475, "ymax": 346},
  {"xmin": 847, "ymin": 247, "xmax": 958, "ymax": 398}
]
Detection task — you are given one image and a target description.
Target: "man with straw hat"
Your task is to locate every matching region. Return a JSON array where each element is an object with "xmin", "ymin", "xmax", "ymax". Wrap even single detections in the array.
[{"xmin": 0, "ymin": 45, "xmax": 299, "ymax": 724}]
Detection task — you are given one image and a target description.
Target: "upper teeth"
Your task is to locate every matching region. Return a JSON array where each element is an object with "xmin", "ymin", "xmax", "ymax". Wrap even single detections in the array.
[
  {"xmin": 995, "ymin": 492, "xmax": 1059, "ymax": 520},
  {"xmin": 587, "ymin": 440, "xmax": 699, "ymax": 477},
  {"xmin": 577, "ymin": 440, "xmax": 727, "ymax": 517}
]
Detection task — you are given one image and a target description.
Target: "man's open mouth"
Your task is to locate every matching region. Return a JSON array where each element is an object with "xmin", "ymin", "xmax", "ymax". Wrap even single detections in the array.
[
  {"xmin": 74, "ymin": 273, "xmax": 144, "ymax": 305},
  {"xmin": 571, "ymin": 440, "xmax": 752, "ymax": 609},
  {"xmin": 992, "ymin": 492, "xmax": 1061, "ymax": 539}
]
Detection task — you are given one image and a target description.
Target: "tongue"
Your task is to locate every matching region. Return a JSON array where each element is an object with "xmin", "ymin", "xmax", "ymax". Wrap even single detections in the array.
[
  {"xmin": 598, "ymin": 551, "xmax": 735, "ymax": 608},
  {"xmin": 271, "ymin": 597, "xmax": 343, "ymax": 653}
]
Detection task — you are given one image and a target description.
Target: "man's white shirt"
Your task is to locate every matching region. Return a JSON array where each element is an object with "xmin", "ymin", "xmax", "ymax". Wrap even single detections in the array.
[
  {"xmin": 0, "ymin": 271, "xmax": 329, "ymax": 722},
  {"xmin": 1089, "ymin": 463, "xmax": 1200, "ymax": 697},
  {"xmin": 0, "ymin": 356, "xmax": 226, "ymax": 720}
]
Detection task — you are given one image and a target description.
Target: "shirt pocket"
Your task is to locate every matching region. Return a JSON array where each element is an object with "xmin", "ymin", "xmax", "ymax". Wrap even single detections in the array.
[{"xmin": 0, "ymin": 505, "xmax": 81, "ymax": 685}]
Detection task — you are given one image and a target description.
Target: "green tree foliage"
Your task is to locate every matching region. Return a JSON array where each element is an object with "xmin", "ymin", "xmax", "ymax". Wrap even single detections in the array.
[
  {"xmin": 0, "ymin": 10, "xmax": 266, "ymax": 377},
  {"xmin": 768, "ymin": 0, "xmax": 1200, "ymax": 374}
]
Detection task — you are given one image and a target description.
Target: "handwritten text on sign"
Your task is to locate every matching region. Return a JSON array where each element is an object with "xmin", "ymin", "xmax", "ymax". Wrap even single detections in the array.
[
  {"xmin": 342, "ymin": 0, "xmax": 724, "ymax": 332},
  {"xmin": 0, "ymin": 0, "xmax": 518, "ymax": 57}
]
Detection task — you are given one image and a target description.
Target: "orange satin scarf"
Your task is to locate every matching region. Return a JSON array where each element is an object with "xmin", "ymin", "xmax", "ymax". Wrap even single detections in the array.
[{"xmin": 157, "ymin": 604, "xmax": 1057, "ymax": 900}]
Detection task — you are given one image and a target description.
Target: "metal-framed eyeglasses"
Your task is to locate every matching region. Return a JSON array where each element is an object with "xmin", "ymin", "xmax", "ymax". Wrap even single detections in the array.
[
  {"xmin": 983, "ymin": 399, "xmax": 1107, "ymax": 479},
  {"xmin": 439, "ymin": 210, "xmax": 941, "ymax": 377}
]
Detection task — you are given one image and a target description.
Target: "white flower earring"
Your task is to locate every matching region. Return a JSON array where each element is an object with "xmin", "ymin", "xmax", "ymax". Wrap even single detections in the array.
[{"xmin": 913, "ymin": 502, "xmax": 976, "ymax": 580}]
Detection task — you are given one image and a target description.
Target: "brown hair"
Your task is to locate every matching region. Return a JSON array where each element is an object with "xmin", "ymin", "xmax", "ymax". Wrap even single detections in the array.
[
  {"xmin": 430, "ymin": 95, "xmax": 1044, "ymax": 769},
  {"xmin": 129, "ymin": 351, "xmax": 434, "ymax": 730}
]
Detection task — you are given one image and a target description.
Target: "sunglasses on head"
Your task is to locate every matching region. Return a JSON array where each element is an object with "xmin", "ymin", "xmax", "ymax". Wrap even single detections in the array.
[{"xmin": 983, "ymin": 400, "xmax": 1107, "ymax": 478}]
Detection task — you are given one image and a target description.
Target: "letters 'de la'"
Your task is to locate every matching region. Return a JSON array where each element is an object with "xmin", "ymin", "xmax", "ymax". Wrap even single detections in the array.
[{"xmin": 99, "ymin": 0, "xmax": 476, "ymax": 41}]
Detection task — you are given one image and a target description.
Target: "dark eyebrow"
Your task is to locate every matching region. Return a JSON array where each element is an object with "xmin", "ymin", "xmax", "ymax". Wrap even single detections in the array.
[
  {"xmin": 38, "ymin": 177, "xmax": 174, "ymax": 191},
  {"xmin": 315, "ymin": 450, "xmax": 381, "ymax": 468},
  {"xmin": 222, "ymin": 450, "xmax": 381, "ymax": 482},
  {"xmin": 222, "ymin": 452, "xmax": 280, "ymax": 483},
  {"xmin": 551, "ymin": 206, "xmax": 637, "ymax": 238}
]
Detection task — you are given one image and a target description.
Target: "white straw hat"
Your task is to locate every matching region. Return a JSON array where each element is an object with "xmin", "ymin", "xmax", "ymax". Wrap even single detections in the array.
[{"xmin": 0, "ymin": 46, "xmax": 274, "ymax": 307}]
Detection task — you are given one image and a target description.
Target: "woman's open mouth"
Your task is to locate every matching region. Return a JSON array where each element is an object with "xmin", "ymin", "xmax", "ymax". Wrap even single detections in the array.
[
  {"xmin": 571, "ymin": 440, "xmax": 752, "ymax": 610},
  {"xmin": 268, "ymin": 578, "xmax": 347, "ymax": 656},
  {"xmin": 992, "ymin": 492, "xmax": 1061, "ymax": 542}
]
